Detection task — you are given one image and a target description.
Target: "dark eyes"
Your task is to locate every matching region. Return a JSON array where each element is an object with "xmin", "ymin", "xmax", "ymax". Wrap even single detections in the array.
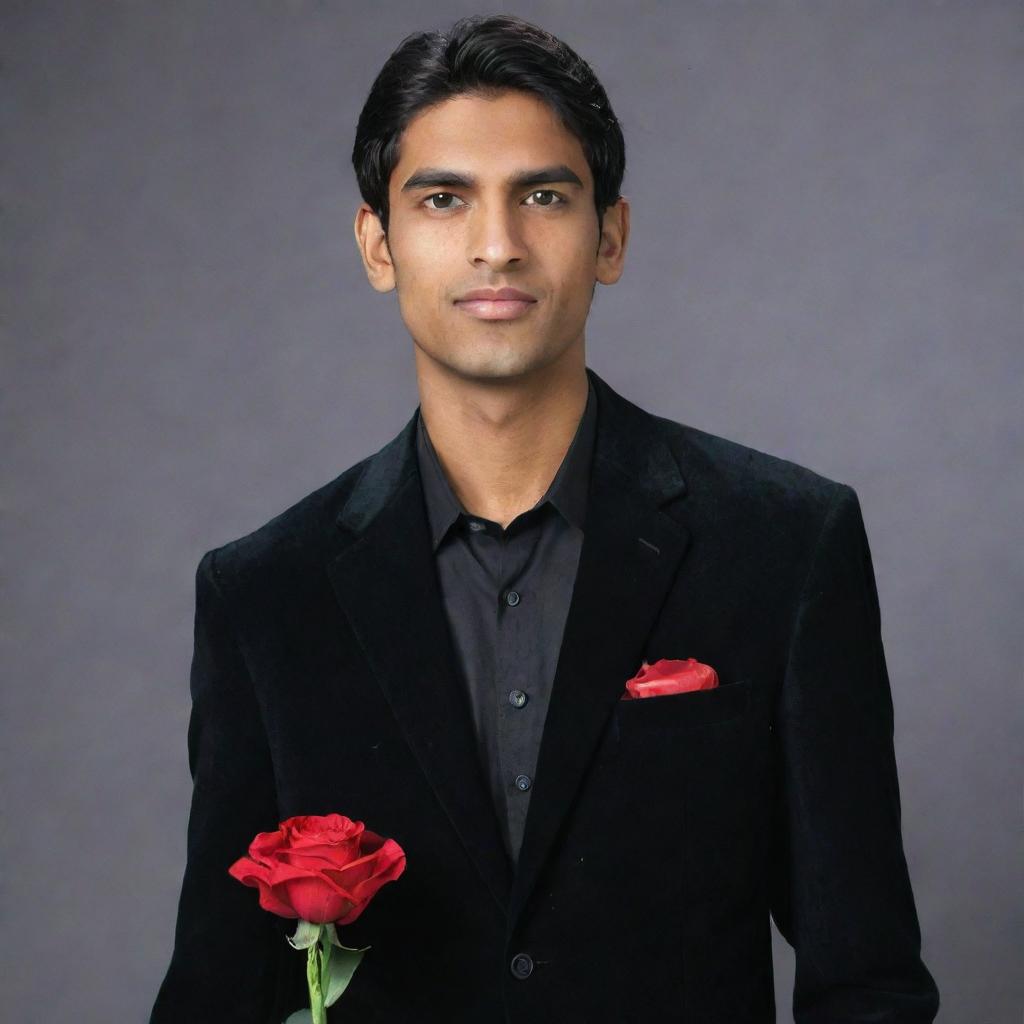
[{"xmin": 422, "ymin": 189, "xmax": 567, "ymax": 212}]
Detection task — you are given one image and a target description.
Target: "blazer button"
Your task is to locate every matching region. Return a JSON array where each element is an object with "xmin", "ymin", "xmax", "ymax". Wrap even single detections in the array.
[
  {"xmin": 514, "ymin": 774, "xmax": 532, "ymax": 791},
  {"xmin": 505, "ymin": 590, "xmax": 520, "ymax": 606},
  {"xmin": 510, "ymin": 952, "xmax": 534, "ymax": 979},
  {"xmin": 508, "ymin": 689, "xmax": 528, "ymax": 708}
]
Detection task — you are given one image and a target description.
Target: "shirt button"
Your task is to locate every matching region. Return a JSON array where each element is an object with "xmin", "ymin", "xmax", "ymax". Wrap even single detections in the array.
[
  {"xmin": 510, "ymin": 952, "xmax": 534, "ymax": 979},
  {"xmin": 468, "ymin": 520, "xmax": 485, "ymax": 532},
  {"xmin": 514, "ymin": 774, "xmax": 532, "ymax": 791},
  {"xmin": 505, "ymin": 590, "xmax": 520, "ymax": 606},
  {"xmin": 508, "ymin": 689, "xmax": 528, "ymax": 708}
]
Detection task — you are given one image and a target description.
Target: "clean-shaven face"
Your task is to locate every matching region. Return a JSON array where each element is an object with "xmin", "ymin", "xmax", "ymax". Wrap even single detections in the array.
[{"xmin": 380, "ymin": 89, "xmax": 614, "ymax": 383}]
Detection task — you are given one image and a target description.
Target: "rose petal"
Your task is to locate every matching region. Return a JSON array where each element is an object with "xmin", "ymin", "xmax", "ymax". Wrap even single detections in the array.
[
  {"xmin": 284, "ymin": 814, "xmax": 365, "ymax": 844},
  {"xmin": 281, "ymin": 874, "xmax": 356, "ymax": 924},
  {"xmin": 228, "ymin": 856, "xmax": 299, "ymax": 918},
  {"xmin": 278, "ymin": 841, "xmax": 362, "ymax": 871},
  {"xmin": 321, "ymin": 842, "xmax": 407, "ymax": 925},
  {"xmin": 248, "ymin": 829, "xmax": 288, "ymax": 864}
]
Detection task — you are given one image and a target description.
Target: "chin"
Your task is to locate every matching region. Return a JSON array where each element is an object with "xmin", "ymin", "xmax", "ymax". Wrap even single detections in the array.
[{"xmin": 441, "ymin": 346, "xmax": 547, "ymax": 382}]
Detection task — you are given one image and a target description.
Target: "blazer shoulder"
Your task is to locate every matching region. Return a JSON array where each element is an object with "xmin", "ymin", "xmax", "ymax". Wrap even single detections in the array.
[
  {"xmin": 195, "ymin": 449, "xmax": 377, "ymax": 589},
  {"xmin": 653, "ymin": 412, "xmax": 852, "ymax": 520}
]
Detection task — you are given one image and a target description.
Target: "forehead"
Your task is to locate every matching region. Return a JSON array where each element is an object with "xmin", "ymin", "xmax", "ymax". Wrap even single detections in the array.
[{"xmin": 392, "ymin": 90, "xmax": 592, "ymax": 190}]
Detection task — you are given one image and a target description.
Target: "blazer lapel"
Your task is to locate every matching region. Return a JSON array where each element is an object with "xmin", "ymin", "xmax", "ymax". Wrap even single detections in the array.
[
  {"xmin": 506, "ymin": 368, "xmax": 691, "ymax": 933},
  {"xmin": 326, "ymin": 413, "xmax": 516, "ymax": 915},
  {"xmin": 324, "ymin": 367, "xmax": 692, "ymax": 931}
]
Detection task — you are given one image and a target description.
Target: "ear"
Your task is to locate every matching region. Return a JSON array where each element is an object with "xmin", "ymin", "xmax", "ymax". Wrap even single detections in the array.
[
  {"xmin": 353, "ymin": 203, "xmax": 396, "ymax": 293},
  {"xmin": 595, "ymin": 196, "xmax": 630, "ymax": 286}
]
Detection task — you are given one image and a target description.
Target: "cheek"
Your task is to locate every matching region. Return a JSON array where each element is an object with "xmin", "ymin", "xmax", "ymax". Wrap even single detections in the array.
[
  {"xmin": 392, "ymin": 255, "xmax": 449, "ymax": 319},
  {"xmin": 546, "ymin": 262, "xmax": 596, "ymax": 318},
  {"xmin": 547, "ymin": 236, "xmax": 597, "ymax": 290}
]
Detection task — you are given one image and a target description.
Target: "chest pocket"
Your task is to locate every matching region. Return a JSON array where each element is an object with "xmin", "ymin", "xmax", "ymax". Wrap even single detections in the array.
[
  {"xmin": 584, "ymin": 677, "xmax": 761, "ymax": 915},
  {"xmin": 597, "ymin": 676, "xmax": 754, "ymax": 764}
]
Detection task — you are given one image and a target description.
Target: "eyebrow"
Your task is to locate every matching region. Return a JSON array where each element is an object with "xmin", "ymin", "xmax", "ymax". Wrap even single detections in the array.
[{"xmin": 400, "ymin": 163, "xmax": 585, "ymax": 194}]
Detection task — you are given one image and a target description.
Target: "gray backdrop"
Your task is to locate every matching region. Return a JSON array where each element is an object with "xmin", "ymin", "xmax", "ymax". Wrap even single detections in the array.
[{"xmin": 3, "ymin": 2, "xmax": 1020, "ymax": 1021}]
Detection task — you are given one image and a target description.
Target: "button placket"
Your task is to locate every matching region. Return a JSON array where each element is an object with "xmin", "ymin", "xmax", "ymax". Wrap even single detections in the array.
[{"xmin": 494, "ymin": 515, "xmax": 546, "ymax": 861}]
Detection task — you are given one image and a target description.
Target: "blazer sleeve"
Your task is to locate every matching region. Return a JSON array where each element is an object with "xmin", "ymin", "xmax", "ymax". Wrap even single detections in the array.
[
  {"xmin": 150, "ymin": 549, "xmax": 298, "ymax": 1023},
  {"xmin": 769, "ymin": 484, "xmax": 940, "ymax": 1022}
]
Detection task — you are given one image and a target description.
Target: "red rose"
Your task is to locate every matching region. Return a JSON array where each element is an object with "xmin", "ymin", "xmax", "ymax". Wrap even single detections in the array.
[
  {"xmin": 621, "ymin": 657, "xmax": 719, "ymax": 699},
  {"xmin": 228, "ymin": 812, "xmax": 406, "ymax": 925}
]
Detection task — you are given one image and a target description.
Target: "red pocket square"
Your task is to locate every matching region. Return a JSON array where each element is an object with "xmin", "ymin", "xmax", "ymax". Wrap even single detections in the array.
[{"xmin": 620, "ymin": 657, "xmax": 719, "ymax": 700}]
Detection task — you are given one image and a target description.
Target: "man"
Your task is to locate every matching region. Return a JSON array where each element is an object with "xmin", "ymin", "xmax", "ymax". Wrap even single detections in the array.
[{"xmin": 151, "ymin": 14, "xmax": 940, "ymax": 1023}]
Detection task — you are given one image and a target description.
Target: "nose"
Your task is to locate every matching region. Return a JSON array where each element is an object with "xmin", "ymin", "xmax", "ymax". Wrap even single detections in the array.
[{"xmin": 467, "ymin": 199, "xmax": 528, "ymax": 271}]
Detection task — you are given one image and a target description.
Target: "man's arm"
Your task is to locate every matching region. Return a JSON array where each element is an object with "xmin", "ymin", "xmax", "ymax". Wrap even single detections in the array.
[
  {"xmin": 769, "ymin": 484, "xmax": 940, "ymax": 1022},
  {"xmin": 150, "ymin": 549, "xmax": 295, "ymax": 1023}
]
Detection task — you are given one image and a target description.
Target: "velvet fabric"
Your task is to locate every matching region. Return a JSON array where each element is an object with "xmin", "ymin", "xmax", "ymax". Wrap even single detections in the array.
[{"xmin": 150, "ymin": 365, "xmax": 939, "ymax": 1023}]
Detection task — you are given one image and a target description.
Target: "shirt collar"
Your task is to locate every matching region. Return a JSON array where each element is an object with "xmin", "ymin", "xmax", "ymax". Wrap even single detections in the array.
[{"xmin": 415, "ymin": 374, "xmax": 598, "ymax": 551}]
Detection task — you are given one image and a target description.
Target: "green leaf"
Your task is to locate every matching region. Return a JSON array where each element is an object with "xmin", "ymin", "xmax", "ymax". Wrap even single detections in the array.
[
  {"xmin": 286, "ymin": 920, "xmax": 323, "ymax": 951},
  {"xmin": 322, "ymin": 944, "xmax": 368, "ymax": 1008},
  {"xmin": 323, "ymin": 921, "xmax": 373, "ymax": 953},
  {"xmin": 283, "ymin": 1011, "xmax": 314, "ymax": 1024}
]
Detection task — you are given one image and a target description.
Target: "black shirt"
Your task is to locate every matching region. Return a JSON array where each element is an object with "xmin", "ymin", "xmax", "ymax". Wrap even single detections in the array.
[{"xmin": 414, "ymin": 376, "xmax": 598, "ymax": 867}]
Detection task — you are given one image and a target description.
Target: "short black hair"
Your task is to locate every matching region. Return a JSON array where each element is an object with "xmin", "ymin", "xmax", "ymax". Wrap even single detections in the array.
[{"xmin": 351, "ymin": 13, "xmax": 625, "ymax": 239}]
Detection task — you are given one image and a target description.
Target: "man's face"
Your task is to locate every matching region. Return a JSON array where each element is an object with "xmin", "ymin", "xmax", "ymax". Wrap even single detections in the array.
[{"xmin": 354, "ymin": 89, "xmax": 629, "ymax": 385}]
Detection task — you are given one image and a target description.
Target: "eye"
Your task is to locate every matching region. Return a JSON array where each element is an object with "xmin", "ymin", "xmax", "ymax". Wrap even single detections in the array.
[
  {"xmin": 421, "ymin": 189, "xmax": 568, "ymax": 212},
  {"xmin": 423, "ymin": 192, "xmax": 466, "ymax": 211},
  {"xmin": 523, "ymin": 189, "xmax": 566, "ymax": 207}
]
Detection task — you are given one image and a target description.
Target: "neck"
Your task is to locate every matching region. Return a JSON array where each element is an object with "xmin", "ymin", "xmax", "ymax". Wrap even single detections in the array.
[{"xmin": 414, "ymin": 350, "xmax": 589, "ymax": 529}]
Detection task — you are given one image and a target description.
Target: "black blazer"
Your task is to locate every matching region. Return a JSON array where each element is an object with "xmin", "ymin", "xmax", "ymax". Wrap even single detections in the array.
[{"xmin": 151, "ymin": 366, "xmax": 939, "ymax": 1023}]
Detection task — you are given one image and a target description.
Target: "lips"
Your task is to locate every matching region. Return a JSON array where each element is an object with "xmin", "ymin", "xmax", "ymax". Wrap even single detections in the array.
[
  {"xmin": 454, "ymin": 287, "xmax": 537, "ymax": 322},
  {"xmin": 455, "ymin": 287, "xmax": 537, "ymax": 303}
]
